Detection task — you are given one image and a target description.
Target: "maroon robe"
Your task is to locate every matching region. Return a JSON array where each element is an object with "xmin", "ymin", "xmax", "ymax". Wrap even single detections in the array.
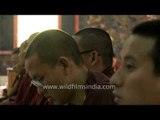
[
  {"xmin": 83, "ymin": 70, "xmax": 115, "ymax": 105},
  {"xmin": 0, "ymin": 73, "xmax": 51, "ymax": 105},
  {"xmin": 31, "ymin": 93, "xmax": 44, "ymax": 105},
  {"xmin": 21, "ymin": 76, "xmax": 52, "ymax": 105},
  {"xmin": 27, "ymin": 88, "xmax": 53, "ymax": 105},
  {"xmin": 102, "ymin": 65, "xmax": 114, "ymax": 78},
  {"xmin": 14, "ymin": 73, "xmax": 32, "ymax": 104},
  {"xmin": 34, "ymin": 95, "xmax": 53, "ymax": 105},
  {"xmin": 0, "ymin": 73, "xmax": 30, "ymax": 105},
  {"xmin": 22, "ymin": 84, "xmax": 38, "ymax": 105}
]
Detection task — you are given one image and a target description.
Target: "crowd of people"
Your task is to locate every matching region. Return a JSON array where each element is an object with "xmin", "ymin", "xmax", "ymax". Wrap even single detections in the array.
[{"xmin": 1, "ymin": 19, "xmax": 160, "ymax": 105}]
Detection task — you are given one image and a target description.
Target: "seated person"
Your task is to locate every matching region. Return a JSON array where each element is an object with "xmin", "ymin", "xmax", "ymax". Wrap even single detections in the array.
[
  {"xmin": 111, "ymin": 19, "xmax": 160, "ymax": 105},
  {"xmin": 0, "ymin": 32, "xmax": 51, "ymax": 105},
  {"xmin": 0, "ymin": 47, "xmax": 19, "ymax": 101},
  {"xmin": 73, "ymin": 28, "xmax": 114, "ymax": 78},
  {"xmin": 25, "ymin": 29, "xmax": 115, "ymax": 105}
]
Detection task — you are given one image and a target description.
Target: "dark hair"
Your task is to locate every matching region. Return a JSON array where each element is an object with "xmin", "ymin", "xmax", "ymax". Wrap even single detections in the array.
[
  {"xmin": 132, "ymin": 19, "xmax": 160, "ymax": 76},
  {"xmin": 25, "ymin": 29, "xmax": 83, "ymax": 66},
  {"xmin": 73, "ymin": 28, "xmax": 113, "ymax": 66},
  {"xmin": 12, "ymin": 47, "xmax": 19, "ymax": 54}
]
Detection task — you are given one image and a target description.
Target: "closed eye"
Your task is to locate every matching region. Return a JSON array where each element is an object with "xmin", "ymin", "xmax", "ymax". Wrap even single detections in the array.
[
  {"xmin": 37, "ymin": 76, "xmax": 44, "ymax": 84},
  {"xmin": 125, "ymin": 63, "xmax": 135, "ymax": 71}
]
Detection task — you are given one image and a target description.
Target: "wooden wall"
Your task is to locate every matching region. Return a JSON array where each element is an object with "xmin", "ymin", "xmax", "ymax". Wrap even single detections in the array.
[{"xmin": 0, "ymin": 15, "xmax": 14, "ymax": 75}]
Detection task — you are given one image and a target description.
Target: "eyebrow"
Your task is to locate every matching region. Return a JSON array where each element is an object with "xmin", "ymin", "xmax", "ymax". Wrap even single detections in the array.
[
  {"xmin": 124, "ymin": 55, "xmax": 136, "ymax": 62},
  {"xmin": 33, "ymin": 75, "xmax": 41, "ymax": 80},
  {"xmin": 32, "ymin": 75, "xmax": 37, "ymax": 80}
]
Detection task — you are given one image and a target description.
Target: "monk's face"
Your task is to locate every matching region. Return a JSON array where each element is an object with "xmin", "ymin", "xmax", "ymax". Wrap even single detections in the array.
[
  {"xmin": 25, "ymin": 54, "xmax": 73, "ymax": 105},
  {"xmin": 11, "ymin": 53, "xmax": 19, "ymax": 73},
  {"xmin": 73, "ymin": 36, "xmax": 92, "ymax": 68},
  {"xmin": 111, "ymin": 34, "xmax": 160, "ymax": 105},
  {"xmin": 17, "ymin": 41, "xmax": 28, "ymax": 74}
]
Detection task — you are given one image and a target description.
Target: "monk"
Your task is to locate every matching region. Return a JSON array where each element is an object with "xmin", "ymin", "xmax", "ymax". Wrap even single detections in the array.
[
  {"xmin": 0, "ymin": 40, "xmax": 29, "ymax": 105},
  {"xmin": 22, "ymin": 32, "xmax": 52, "ymax": 105},
  {"xmin": 0, "ymin": 32, "xmax": 51, "ymax": 105},
  {"xmin": 18, "ymin": 32, "xmax": 51, "ymax": 105},
  {"xmin": 7, "ymin": 47, "xmax": 20, "ymax": 97},
  {"xmin": 0, "ymin": 48, "xmax": 19, "ymax": 102},
  {"xmin": 73, "ymin": 28, "xmax": 114, "ymax": 78},
  {"xmin": 25, "ymin": 29, "xmax": 115, "ymax": 105}
]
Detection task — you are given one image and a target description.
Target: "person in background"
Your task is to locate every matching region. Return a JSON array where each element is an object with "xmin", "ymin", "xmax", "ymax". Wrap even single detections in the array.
[
  {"xmin": 0, "ymin": 32, "xmax": 51, "ymax": 105},
  {"xmin": 7, "ymin": 47, "xmax": 20, "ymax": 97},
  {"xmin": 73, "ymin": 28, "xmax": 114, "ymax": 78},
  {"xmin": 0, "ymin": 40, "xmax": 30, "ymax": 105},
  {"xmin": 0, "ymin": 47, "xmax": 19, "ymax": 102}
]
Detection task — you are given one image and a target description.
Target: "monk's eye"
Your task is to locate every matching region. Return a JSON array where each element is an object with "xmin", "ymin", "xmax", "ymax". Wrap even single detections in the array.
[
  {"xmin": 37, "ymin": 76, "xmax": 44, "ymax": 83},
  {"xmin": 125, "ymin": 63, "xmax": 135, "ymax": 71}
]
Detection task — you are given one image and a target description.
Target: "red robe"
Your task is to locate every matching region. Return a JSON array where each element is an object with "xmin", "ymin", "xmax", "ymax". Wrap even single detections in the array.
[
  {"xmin": 26, "ymin": 87, "xmax": 53, "ymax": 105},
  {"xmin": 0, "ymin": 73, "xmax": 51, "ymax": 105},
  {"xmin": 20, "ymin": 74, "xmax": 53, "ymax": 105},
  {"xmin": 83, "ymin": 70, "xmax": 115, "ymax": 105},
  {"xmin": 102, "ymin": 65, "xmax": 114, "ymax": 78},
  {"xmin": 0, "ymin": 73, "xmax": 30, "ymax": 105},
  {"xmin": 15, "ymin": 73, "xmax": 32, "ymax": 104}
]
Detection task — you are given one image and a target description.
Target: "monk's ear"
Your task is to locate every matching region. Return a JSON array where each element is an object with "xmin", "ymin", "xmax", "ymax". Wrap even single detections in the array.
[
  {"xmin": 57, "ymin": 57, "xmax": 70, "ymax": 75},
  {"xmin": 90, "ymin": 50, "xmax": 99, "ymax": 66}
]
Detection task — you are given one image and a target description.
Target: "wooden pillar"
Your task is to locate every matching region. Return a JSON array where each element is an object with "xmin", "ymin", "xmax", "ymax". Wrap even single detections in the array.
[{"xmin": 60, "ymin": 15, "xmax": 79, "ymax": 35}]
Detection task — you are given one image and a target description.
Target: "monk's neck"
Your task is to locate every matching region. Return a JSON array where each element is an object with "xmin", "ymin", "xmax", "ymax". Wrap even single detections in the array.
[
  {"xmin": 90, "ymin": 62, "xmax": 106, "ymax": 72},
  {"xmin": 69, "ymin": 65, "xmax": 89, "ymax": 105}
]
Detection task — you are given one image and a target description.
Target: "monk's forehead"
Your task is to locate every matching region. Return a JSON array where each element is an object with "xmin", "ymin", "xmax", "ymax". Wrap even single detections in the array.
[{"xmin": 122, "ymin": 34, "xmax": 155, "ymax": 57}]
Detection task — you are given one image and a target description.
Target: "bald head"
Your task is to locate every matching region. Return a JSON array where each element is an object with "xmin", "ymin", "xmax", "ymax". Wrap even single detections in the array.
[
  {"xmin": 73, "ymin": 28, "xmax": 114, "ymax": 66},
  {"xmin": 25, "ymin": 29, "xmax": 83, "ymax": 66},
  {"xmin": 27, "ymin": 32, "xmax": 39, "ymax": 45}
]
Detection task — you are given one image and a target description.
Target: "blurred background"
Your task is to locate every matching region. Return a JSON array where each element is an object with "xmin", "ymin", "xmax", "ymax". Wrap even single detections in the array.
[{"xmin": 0, "ymin": 15, "xmax": 160, "ymax": 88}]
